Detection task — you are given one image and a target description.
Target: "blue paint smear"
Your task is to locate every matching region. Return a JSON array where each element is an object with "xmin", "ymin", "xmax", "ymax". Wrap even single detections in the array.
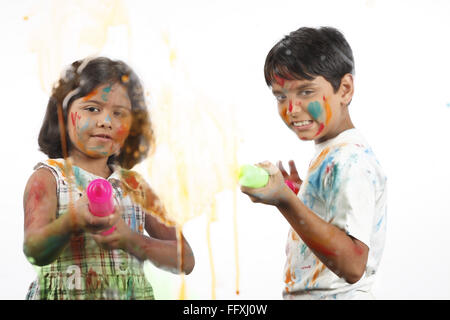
[
  {"xmin": 105, "ymin": 114, "xmax": 112, "ymax": 122},
  {"xmin": 307, "ymin": 101, "xmax": 322, "ymax": 120},
  {"xmin": 130, "ymin": 206, "xmax": 137, "ymax": 231},
  {"xmin": 73, "ymin": 166, "xmax": 89, "ymax": 190}
]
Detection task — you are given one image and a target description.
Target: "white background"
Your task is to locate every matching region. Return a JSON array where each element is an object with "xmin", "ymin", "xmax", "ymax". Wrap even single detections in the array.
[{"xmin": 0, "ymin": 0, "xmax": 449, "ymax": 300}]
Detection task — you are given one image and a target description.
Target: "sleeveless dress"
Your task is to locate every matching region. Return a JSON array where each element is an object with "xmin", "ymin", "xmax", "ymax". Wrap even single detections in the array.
[{"xmin": 26, "ymin": 158, "xmax": 155, "ymax": 300}]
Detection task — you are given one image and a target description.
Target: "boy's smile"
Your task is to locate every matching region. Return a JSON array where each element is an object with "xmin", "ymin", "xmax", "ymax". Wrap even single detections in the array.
[
  {"xmin": 67, "ymin": 83, "xmax": 132, "ymax": 159},
  {"xmin": 271, "ymin": 75, "xmax": 354, "ymax": 143}
]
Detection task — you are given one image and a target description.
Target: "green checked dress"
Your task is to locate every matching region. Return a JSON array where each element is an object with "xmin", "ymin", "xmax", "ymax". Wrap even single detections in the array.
[{"xmin": 26, "ymin": 159, "xmax": 155, "ymax": 300}]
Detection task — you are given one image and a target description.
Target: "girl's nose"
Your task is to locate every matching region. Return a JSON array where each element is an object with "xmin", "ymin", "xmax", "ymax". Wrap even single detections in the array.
[{"xmin": 96, "ymin": 114, "xmax": 112, "ymax": 129}]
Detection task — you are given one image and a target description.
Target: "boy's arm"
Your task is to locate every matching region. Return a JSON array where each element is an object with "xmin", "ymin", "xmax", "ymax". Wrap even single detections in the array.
[
  {"xmin": 241, "ymin": 161, "xmax": 368, "ymax": 284},
  {"xmin": 277, "ymin": 190, "xmax": 368, "ymax": 284}
]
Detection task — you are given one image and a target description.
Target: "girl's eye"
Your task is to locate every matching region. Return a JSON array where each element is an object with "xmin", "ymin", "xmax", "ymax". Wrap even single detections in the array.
[
  {"xmin": 85, "ymin": 106, "xmax": 100, "ymax": 113},
  {"xmin": 114, "ymin": 109, "xmax": 131, "ymax": 118}
]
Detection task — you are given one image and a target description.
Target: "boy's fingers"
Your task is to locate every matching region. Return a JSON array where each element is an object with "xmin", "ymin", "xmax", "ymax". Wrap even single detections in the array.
[
  {"xmin": 288, "ymin": 160, "xmax": 302, "ymax": 182},
  {"xmin": 277, "ymin": 161, "xmax": 288, "ymax": 178},
  {"xmin": 257, "ymin": 161, "xmax": 278, "ymax": 175}
]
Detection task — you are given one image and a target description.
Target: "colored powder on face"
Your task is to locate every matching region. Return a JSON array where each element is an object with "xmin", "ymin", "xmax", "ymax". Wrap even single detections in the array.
[
  {"xmin": 280, "ymin": 106, "xmax": 290, "ymax": 125},
  {"xmin": 101, "ymin": 84, "xmax": 112, "ymax": 101},
  {"xmin": 105, "ymin": 114, "xmax": 112, "ymax": 122},
  {"xmin": 289, "ymin": 100, "xmax": 293, "ymax": 112},
  {"xmin": 315, "ymin": 123, "xmax": 325, "ymax": 137},
  {"xmin": 323, "ymin": 96, "xmax": 332, "ymax": 125},
  {"xmin": 307, "ymin": 101, "xmax": 323, "ymax": 120},
  {"xmin": 274, "ymin": 75, "xmax": 285, "ymax": 87},
  {"xmin": 70, "ymin": 112, "xmax": 77, "ymax": 127},
  {"xmin": 83, "ymin": 89, "xmax": 98, "ymax": 101}
]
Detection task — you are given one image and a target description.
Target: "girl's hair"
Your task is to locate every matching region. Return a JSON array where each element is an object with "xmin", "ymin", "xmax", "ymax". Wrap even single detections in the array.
[
  {"xmin": 38, "ymin": 56, "xmax": 154, "ymax": 169},
  {"xmin": 264, "ymin": 26, "xmax": 354, "ymax": 92}
]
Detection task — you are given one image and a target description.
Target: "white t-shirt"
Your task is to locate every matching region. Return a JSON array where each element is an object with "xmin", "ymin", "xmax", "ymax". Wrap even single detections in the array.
[{"xmin": 283, "ymin": 128, "xmax": 387, "ymax": 300}]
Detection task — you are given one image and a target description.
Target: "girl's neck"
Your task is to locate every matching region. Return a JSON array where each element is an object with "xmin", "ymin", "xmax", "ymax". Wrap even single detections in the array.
[{"xmin": 68, "ymin": 150, "xmax": 112, "ymax": 179}]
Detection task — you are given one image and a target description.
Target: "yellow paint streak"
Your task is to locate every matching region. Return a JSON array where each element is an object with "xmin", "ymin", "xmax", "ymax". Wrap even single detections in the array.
[
  {"xmin": 27, "ymin": 0, "xmax": 131, "ymax": 93},
  {"xmin": 207, "ymin": 201, "xmax": 217, "ymax": 300}
]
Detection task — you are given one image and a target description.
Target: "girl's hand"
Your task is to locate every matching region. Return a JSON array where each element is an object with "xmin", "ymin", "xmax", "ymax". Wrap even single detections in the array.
[
  {"xmin": 240, "ymin": 161, "xmax": 291, "ymax": 206},
  {"xmin": 278, "ymin": 160, "xmax": 303, "ymax": 194},
  {"xmin": 72, "ymin": 194, "xmax": 120, "ymax": 234},
  {"xmin": 91, "ymin": 213, "xmax": 133, "ymax": 251}
]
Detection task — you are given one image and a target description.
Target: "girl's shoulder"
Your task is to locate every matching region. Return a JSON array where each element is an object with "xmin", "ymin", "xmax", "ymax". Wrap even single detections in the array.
[{"xmin": 116, "ymin": 167, "xmax": 150, "ymax": 193}]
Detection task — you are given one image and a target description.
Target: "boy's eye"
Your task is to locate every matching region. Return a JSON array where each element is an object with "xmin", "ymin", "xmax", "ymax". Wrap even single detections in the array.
[
  {"xmin": 275, "ymin": 94, "xmax": 286, "ymax": 102},
  {"xmin": 299, "ymin": 90, "xmax": 314, "ymax": 96}
]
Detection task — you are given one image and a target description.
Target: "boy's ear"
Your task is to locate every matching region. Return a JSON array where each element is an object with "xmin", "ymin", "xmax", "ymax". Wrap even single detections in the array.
[{"xmin": 339, "ymin": 73, "xmax": 354, "ymax": 107}]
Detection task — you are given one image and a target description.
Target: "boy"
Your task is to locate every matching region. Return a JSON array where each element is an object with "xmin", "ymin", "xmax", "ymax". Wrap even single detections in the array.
[{"xmin": 241, "ymin": 27, "xmax": 387, "ymax": 299}]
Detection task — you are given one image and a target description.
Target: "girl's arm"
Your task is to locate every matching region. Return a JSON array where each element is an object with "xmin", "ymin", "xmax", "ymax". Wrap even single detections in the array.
[
  {"xmin": 92, "ymin": 183, "xmax": 195, "ymax": 275},
  {"xmin": 124, "ymin": 214, "xmax": 195, "ymax": 275},
  {"xmin": 23, "ymin": 169, "xmax": 72, "ymax": 266},
  {"xmin": 23, "ymin": 168, "xmax": 119, "ymax": 266}
]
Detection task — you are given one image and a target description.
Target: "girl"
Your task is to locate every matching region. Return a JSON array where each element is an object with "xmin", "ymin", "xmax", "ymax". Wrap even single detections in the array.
[{"xmin": 23, "ymin": 57, "xmax": 195, "ymax": 300}]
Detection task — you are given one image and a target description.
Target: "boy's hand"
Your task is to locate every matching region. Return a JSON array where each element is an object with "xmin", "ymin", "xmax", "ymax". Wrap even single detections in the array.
[
  {"xmin": 72, "ymin": 194, "xmax": 120, "ymax": 234},
  {"xmin": 240, "ymin": 161, "xmax": 292, "ymax": 206},
  {"xmin": 91, "ymin": 213, "xmax": 133, "ymax": 251},
  {"xmin": 278, "ymin": 160, "xmax": 302, "ymax": 194}
]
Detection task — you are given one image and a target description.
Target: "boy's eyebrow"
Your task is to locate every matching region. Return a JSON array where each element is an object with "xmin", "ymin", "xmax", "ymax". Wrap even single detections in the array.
[{"xmin": 271, "ymin": 83, "xmax": 315, "ymax": 94}]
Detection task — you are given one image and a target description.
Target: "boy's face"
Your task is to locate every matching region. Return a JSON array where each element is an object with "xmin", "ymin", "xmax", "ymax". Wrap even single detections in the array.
[
  {"xmin": 67, "ymin": 83, "xmax": 132, "ymax": 159},
  {"xmin": 271, "ymin": 75, "xmax": 353, "ymax": 143}
]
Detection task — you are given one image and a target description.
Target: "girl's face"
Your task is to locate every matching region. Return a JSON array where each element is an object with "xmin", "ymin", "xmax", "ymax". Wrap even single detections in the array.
[{"xmin": 67, "ymin": 82, "xmax": 132, "ymax": 159}]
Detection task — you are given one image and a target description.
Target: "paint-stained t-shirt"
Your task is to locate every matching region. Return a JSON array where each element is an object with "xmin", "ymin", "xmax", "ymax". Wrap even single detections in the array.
[
  {"xmin": 25, "ymin": 158, "xmax": 156, "ymax": 300},
  {"xmin": 283, "ymin": 129, "xmax": 387, "ymax": 300}
]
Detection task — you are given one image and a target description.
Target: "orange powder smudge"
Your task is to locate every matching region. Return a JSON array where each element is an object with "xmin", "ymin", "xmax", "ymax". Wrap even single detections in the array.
[
  {"xmin": 323, "ymin": 96, "xmax": 332, "ymax": 126},
  {"xmin": 82, "ymin": 89, "xmax": 99, "ymax": 101},
  {"xmin": 284, "ymin": 258, "xmax": 296, "ymax": 292},
  {"xmin": 311, "ymin": 260, "xmax": 327, "ymax": 285},
  {"xmin": 280, "ymin": 106, "xmax": 289, "ymax": 124},
  {"xmin": 309, "ymin": 147, "xmax": 331, "ymax": 172},
  {"xmin": 121, "ymin": 74, "xmax": 129, "ymax": 83},
  {"xmin": 46, "ymin": 159, "xmax": 66, "ymax": 178}
]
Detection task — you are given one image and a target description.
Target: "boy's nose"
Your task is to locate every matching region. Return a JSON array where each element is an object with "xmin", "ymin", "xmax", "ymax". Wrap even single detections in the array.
[
  {"xmin": 287, "ymin": 99, "xmax": 303, "ymax": 114},
  {"xmin": 96, "ymin": 114, "xmax": 112, "ymax": 129}
]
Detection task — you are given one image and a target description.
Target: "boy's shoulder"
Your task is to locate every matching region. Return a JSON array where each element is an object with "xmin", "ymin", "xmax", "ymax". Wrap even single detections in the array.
[{"xmin": 310, "ymin": 140, "xmax": 382, "ymax": 177}]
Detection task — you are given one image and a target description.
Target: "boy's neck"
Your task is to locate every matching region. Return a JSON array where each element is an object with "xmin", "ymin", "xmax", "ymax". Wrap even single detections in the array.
[
  {"xmin": 68, "ymin": 151, "xmax": 112, "ymax": 179},
  {"xmin": 314, "ymin": 115, "xmax": 354, "ymax": 145}
]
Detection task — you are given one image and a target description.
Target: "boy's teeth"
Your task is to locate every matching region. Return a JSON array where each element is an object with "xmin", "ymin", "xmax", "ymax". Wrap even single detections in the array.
[{"xmin": 294, "ymin": 120, "xmax": 312, "ymax": 126}]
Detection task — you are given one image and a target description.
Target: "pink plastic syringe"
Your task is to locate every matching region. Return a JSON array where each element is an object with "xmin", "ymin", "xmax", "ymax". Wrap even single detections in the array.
[{"xmin": 86, "ymin": 178, "xmax": 116, "ymax": 236}]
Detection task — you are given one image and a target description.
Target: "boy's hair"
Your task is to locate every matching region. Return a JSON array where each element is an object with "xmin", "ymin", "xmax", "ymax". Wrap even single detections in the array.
[
  {"xmin": 38, "ymin": 56, "xmax": 153, "ymax": 169},
  {"xmin": 264, "ymin": 26, "xmax": 354, "ymax": 92}
]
